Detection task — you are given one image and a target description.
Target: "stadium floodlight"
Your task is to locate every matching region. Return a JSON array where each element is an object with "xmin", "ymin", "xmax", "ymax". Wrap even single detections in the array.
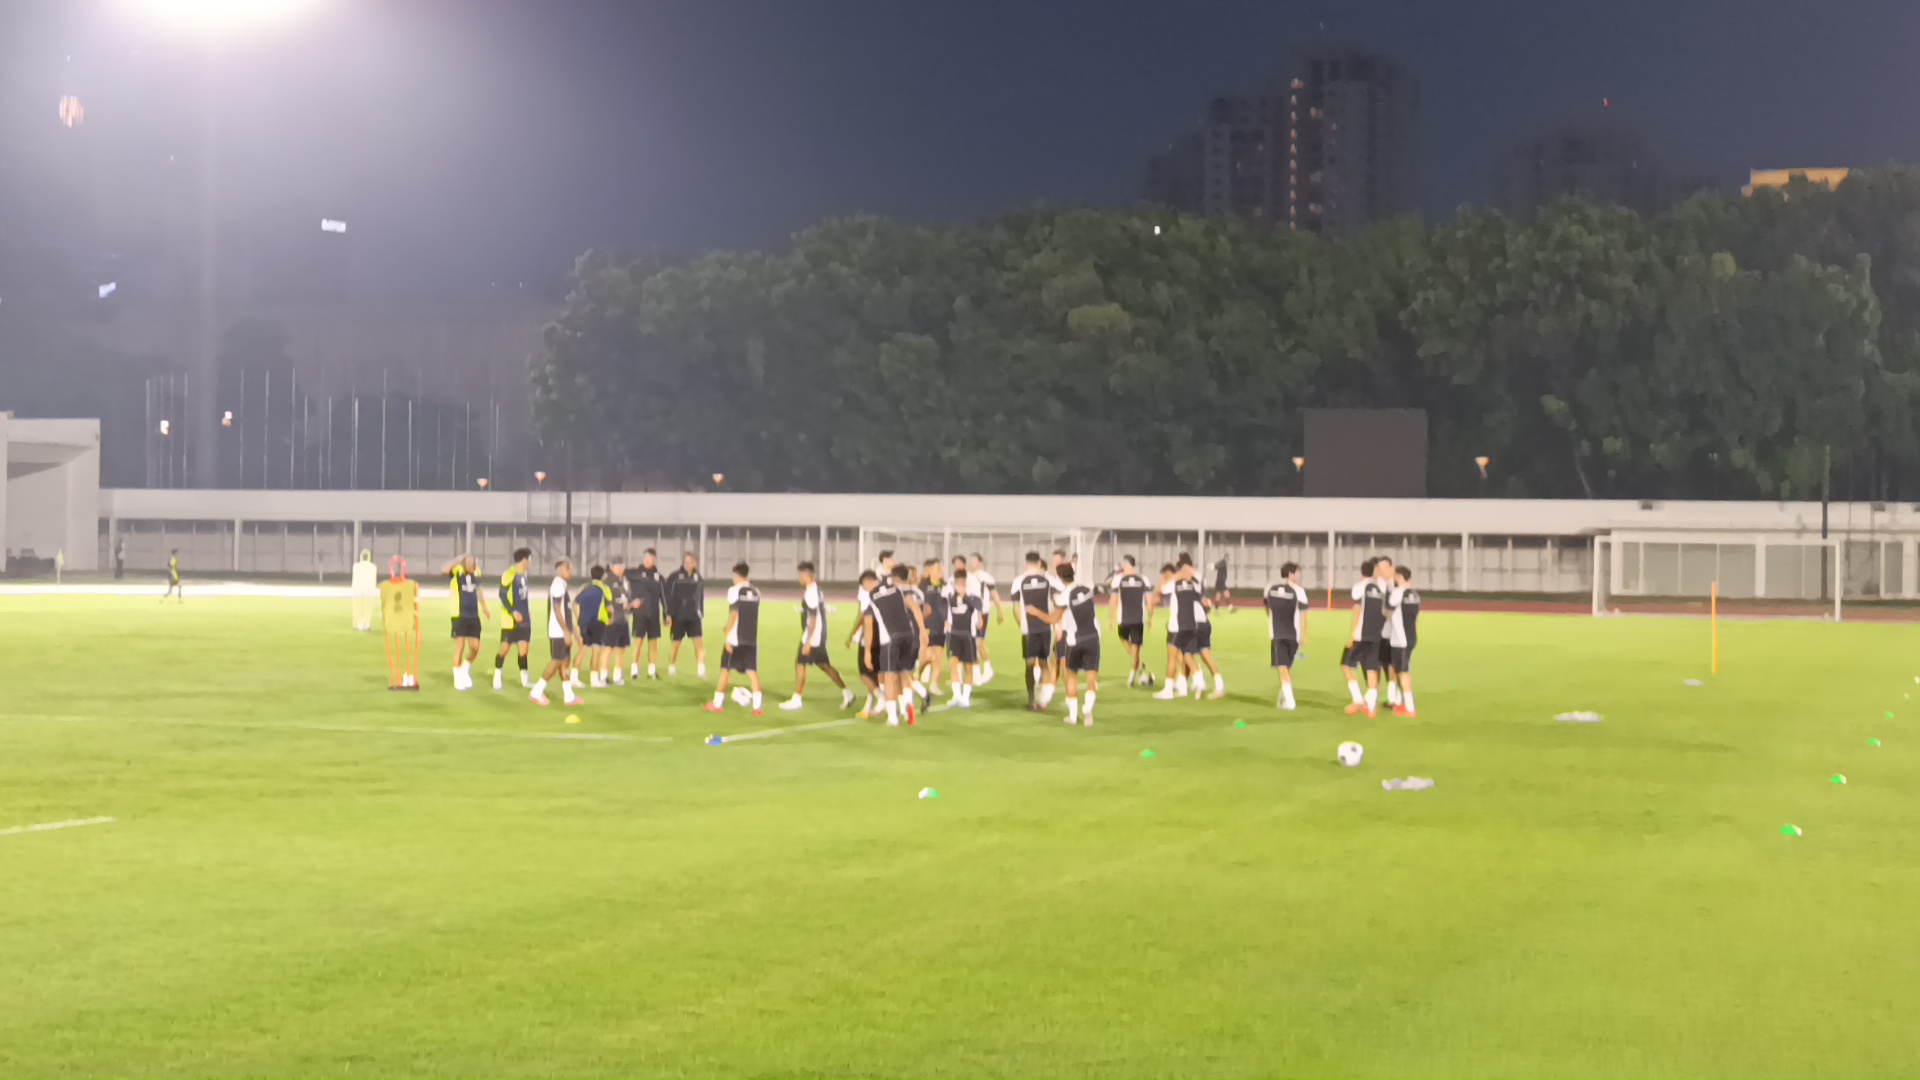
[
  {"xmin": 533, "ymin": 470, "xmax": 547, "ymax": 485},
  {"xmin": 1292, "ymin": 456, "xmax": 1305, "ymax": 471},
  {"xmin": 221, "ymin": 410, "xmax": 233, "ymax": 427},
  {"xmin": 159, "ymin": 419, "xmax": 171, "ymax": 435},
  {"xmin": 1474, "ymin": 455, "xmax": 1490, "ymax": 479},
  {"xmin": 98, "ymin": 282, "xmax": 118, "ymax": 299},
  {"xmin": 119, "ymin": 0, "xmax": 318, "ymax": 38},
  {"xmin": 711, "ymin": 473, "xmax": 725, "ymax": 485},
  {"xmin": 320, "ymin": 218, "xmax": 346, "ymax": 234},
  {"xmin": 476, "ymin": 478, "xmax": 490, "ymax": 489},
  {"xmin": 1153, "ymin": 225, "xmax": 1162, "ymax": 236}
]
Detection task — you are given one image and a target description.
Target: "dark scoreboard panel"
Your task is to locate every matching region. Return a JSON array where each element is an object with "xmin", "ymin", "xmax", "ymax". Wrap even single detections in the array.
[{"xmin": 1302, "ymin": 409, "xmax": 1428, "ymax": 498}]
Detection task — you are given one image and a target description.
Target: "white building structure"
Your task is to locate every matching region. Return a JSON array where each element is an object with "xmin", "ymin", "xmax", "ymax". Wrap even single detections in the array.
[{"xmin": 3, "ymin": 415, "xmax": 101, "ymax": 572}]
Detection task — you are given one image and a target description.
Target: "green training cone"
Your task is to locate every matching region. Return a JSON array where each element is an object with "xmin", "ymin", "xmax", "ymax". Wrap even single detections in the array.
[
  {"xmin": 1140, "ymin": 749, "xmax": 1156, "ymax": 759},
  {"xmin": 1780, "ymin": 824, "xmax": 1803, "ymax": 837},
  {"xmin": 1831, "ymin": 774, "xmax": 1847, "ymax": 785},
  {"xmin": 1233, "ymin": 719, "xmax": 1247, "ymax": 729},
  {"xmin": 1869, "ymin": 737, "xmax": 1882, "ymax": 747}
]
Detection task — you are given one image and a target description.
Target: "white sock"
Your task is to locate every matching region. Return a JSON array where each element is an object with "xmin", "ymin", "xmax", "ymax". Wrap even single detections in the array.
[
  {"xmin": 1281, "ymin": 683, "xmax": 1295, "ymax": 708},
  {"xmin": 668, "ymin": 665, "xmax": 677, "ymax": 676},
  {"xmin": 562, "ymin": 683, "xmax": 577, "ymax": 704},
  {"xmin": 532, "ymin": 678, "xmax": 547, "ymax": 698},
  {"xmin": 712, "ymin": 691, "xmax": 725, "ymax": 708},
  {"xmin": 950, "ymin": 682, "xmax": 963, "ymax": 700},
  {"xmin": 492, "ymin": 668, "xmax": 503, "ymax": 686},
  {"xmin": 697, "ymin": 663, "xmax": 707, "ymax": 678},
  {"xmin": 885, "ymin": 699, "xmax": 899, "ymax": 724},
  {"xmin": 959, "ymin": 684, "xmax": 972, "ymax": 705},
  {"xmin": 1192, "ymin": 670, "xmax": 1208, "ymax": 692},
  {"xmin": 648, "ymin": 663, "xmax": 657, "ymax": 677},
  {"xmin": 1347, "ymin": 679, "xmax": 1363, "ymax": 705},
  {"xmin": 981, "ymin": 662, "xmax": 994, "ymax": 681},
  {"xmin": 751, "ymin": 691, "xmax": 763, "ymax": 710},
  {"xmin": 1066, "ymin": 698, "xmax": 1080, "ymax": 723},
  {"xmin": 1038, "ymin": 684, "xmax": 1056, "ymax": 707},
  {"xmin": 1126, "ymin": 669, "xmax": 1136, "ymax": 686},
  {"xmin": 520, "ymin": 671, "xmax": 531, "ymax": 687},
  {"xmin": 1387, "ymin": 683, "xmax": 1402, "ymax": 706},
  {"xmin": 1403, "ymin": 691, "xmax": 1415, "ymax": 713},
  {"xmin": 1365, "ymin": 688, "xmax": 1379, "ymax": 711},
  {"xmin": 1211, "ymin": 675, "xmax": 1224, "ymax": 695},
  {"xmin": 1083, "ymin": 690, "xmax": 1096, "ymax": 717},
  {"xmin": 1173, "ymin": 676, "xmax": 1187, "ymax": 696}
]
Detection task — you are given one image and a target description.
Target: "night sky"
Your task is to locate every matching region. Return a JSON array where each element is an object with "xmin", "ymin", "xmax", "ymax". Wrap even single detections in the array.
[{"xmin": 6, "ymin": 0, "xmax": 1920, "ymax": 296}]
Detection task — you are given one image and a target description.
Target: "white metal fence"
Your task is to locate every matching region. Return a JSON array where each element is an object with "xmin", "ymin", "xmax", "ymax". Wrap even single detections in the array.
[{"xmin": 94, "ymin": 489, "xmax": 1920, "ymax": 600}]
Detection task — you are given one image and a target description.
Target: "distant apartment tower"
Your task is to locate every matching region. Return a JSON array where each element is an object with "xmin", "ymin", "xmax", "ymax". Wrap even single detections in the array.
[
  {"xmin": 1202, "ymin": 93, "xmax": 1281, "ymax": 222},
  {"xmin": 1142, "ymin": 132, "xmax": 1205, "ymax": 214},
  {"xmin": 1503, "ymin": 123, "xmax": 1662, "ymax": 215},
  {"xmin": 1284, "ymin": 49, "xmax": 1418, "ymax": 236}
]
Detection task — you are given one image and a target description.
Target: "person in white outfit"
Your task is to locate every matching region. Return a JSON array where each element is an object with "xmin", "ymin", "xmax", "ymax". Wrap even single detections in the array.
[{"xmin": 350, "ymin": 550, "xmax": 379, "ymax": 631}]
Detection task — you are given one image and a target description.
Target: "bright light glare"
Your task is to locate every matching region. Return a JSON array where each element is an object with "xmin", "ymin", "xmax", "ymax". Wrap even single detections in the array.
[{"xmin": 122, "ymin": 0, "xmax": 316, "ymax": 38}]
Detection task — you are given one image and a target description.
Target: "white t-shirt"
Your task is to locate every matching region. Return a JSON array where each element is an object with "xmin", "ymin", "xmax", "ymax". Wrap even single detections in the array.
[{"xmin": 547, "ymin": 576, "xmax": 572, "ymax": 638}]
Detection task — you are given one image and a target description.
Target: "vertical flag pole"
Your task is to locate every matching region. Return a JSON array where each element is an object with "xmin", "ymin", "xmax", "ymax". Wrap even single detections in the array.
[{"xmin": 1710, "ymin": 581, "xmax": 1719, "ymax": 676}]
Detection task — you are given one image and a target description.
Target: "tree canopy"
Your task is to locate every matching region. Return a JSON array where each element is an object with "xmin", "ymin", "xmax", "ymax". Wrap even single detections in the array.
[{"xmin": 531, "ymin": 169, "xmax": 1920, "ymax": 499}]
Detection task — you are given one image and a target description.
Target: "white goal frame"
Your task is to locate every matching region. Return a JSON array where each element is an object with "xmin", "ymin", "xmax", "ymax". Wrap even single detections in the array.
[{"xmin": 1594, "ymin": 531, "xmax": 1843, "ymax": 620}]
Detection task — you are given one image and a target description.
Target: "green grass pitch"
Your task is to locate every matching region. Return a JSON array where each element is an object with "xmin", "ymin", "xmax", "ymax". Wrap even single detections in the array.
[{"xmin": 2, "ymin": 594, "xmax": 1917, "ymax": 1077}]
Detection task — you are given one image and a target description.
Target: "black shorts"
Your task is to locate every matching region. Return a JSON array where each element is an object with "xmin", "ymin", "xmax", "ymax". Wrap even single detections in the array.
[
  {"xmin": 580, "ymin": 623, "xmax": 603, "ymax": 648},
  {"xmin": 879, "ymin": 637, "xmax": 916, "ymax": 674},
  {"xmin": 451, "ymin": 615, "xmax": 483, "ymax": 639},
  {"xmin": 1345, "ymin": 640, "xmax": 1383, "ymax": 671},
  {"xmin": 549, "ymin": 636, "xmax": 571, "ymax": 663},
  {"xmin": 1023, "ymin": 630, "xmax": 1052, "ymax": 662},
  {"xmin": 1196, "ymin": 622, "xmax": 1214, "ymax": 651},
  {"xmin": 948, "ymin": 636, "xmax": 979, "ymax": 665},
  {"xmin": 1391, "ymin": 645, "xmax": 1414, "ymax": 672},
  {"xmin": 1118, "ymin": 623, "xmax": 1144, "ymax": 646},
  {"xmin": 632, "ymin": 610, "xmax": 662, "ymax": 640},
  {"xmin": 670, "ymin": 615, "xmax": 702, "ymax": 641},
  {"xmin": 604, "ymin": 621, "xmax": 632, "ymax": 649},
  {"xmin": 1376, "ymin": 638, "xmax": 1393, "ymax": 670},
  {"xmin": 1271, "ymin": 639, "xmax": 1299, "ymax": 668},
  {"xmin": 796, "ymin": 642, "xmax": 833, "ymax": 667},
  {"xmin": 724, "ymin": 644, "xmax": 757, "ymax": 673},
  {"xmin": 1174, "ymin": 628, "xmax": 1201, "ymax": 656},
  {"xmin": 500, "ymin": 619, "xmax": 531, "ymax": 644},
  {"xmin": 926, "ymin": 630, "xmax": 947, "ymax": 649},
  {"xmin": 1066, "ymin": 639, "xmax": 1101, "ymax": 673},
  {"xmin": 857, "ymin": 640, "xmax": 877, "ymax": 679}
]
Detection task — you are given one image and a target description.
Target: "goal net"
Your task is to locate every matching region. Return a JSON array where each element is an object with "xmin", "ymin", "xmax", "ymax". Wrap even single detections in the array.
[
  {"xmin": 1593, "ymin": 531, "xmax": 1844, "ymax": 620},
  {"xmin": 858, "ymin": 527, "xmax": 1083, "ymax": 587}
]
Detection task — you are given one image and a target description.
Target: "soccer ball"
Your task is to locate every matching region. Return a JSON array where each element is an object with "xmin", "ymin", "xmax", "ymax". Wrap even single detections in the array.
[
  {"xmin": 1337, "ymin": 742, "xmax": 1364, "ymax": 768},
  {"xmin": 730, "ymin": 687, "xmax": 752, "ymax": 707}
]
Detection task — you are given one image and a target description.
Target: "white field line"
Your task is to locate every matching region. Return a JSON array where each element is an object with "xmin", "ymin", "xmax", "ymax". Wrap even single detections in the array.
[
  {"xmin": 9, "ymin": 714, "xmax": 672, "ymax": 744},
  {"xmin": 0, "ymin": 816, "xmax": 116, "ymax": 838},
  {"xmin": 717, "ymin": 718, "xmax": 859, "ymax": 743}
]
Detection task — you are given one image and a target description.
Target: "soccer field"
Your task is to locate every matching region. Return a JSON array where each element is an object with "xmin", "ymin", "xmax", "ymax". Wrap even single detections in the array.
[{"xmin": 2, "ymin": 594, "xmax": 1916, "ymax": 1077}]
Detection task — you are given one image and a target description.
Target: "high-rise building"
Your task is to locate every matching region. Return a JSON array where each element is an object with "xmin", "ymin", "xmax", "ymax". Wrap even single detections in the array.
[
  {"xmin": 1283, "ymin": 49, "xmax": 1418, "ymax": 236},
  {"xmin": 1202, "ymin": 93, "xmax": 1281, "ymax": 222},
  {"xmin": 1503, "ymin": 122, "xmax": 1662, "ymax": 215},
  {"xmin": 1142, "ymin": 132, "xmax": 1204, "ymax": 215}
]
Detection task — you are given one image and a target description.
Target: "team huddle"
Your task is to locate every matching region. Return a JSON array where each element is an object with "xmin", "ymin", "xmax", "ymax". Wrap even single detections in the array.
[{"xmin": 431, "ymin": 546, "xmax": 1424, "ymax": 720}]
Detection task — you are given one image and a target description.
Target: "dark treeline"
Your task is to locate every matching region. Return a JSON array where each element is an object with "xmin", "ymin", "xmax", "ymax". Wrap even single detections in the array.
[{"xmin": 532, "ymin": 170, "xmax": 1920, "ymax": 500}]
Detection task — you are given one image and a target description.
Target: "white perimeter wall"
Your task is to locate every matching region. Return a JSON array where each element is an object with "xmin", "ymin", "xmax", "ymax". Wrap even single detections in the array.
[
  {"xmin": 5, "ymin": 417, "xmax": 102, "ymax": 570},
  {"xmin": 94, "ymin": 487, "xmax": 1920, "ymax": 597}
]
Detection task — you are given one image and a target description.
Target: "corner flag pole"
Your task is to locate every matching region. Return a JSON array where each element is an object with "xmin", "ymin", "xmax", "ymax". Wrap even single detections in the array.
[{"xmin": 1710, "ymin": 580, "xmax": 1719, "ymax": 676}]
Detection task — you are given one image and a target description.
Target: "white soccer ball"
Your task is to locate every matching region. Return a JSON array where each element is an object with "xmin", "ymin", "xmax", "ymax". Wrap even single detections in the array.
[
  {"xmin": 1337, "ymin": 741, "xmax": 1364, "ymax": 768},
  {"xmin": 731, "ymin": 687, "xmax": 752, "ymax": 706}
]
